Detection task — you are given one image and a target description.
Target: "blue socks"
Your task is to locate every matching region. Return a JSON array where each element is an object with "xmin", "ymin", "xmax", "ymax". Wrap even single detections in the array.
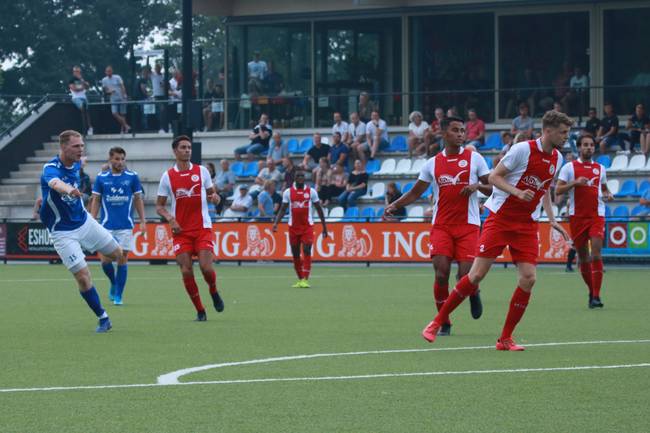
[
  {"xmin": 102, "ymin": 262, "xmax": 116, "ymax": 286},
  {"xmin": 116, "ymin": 264, "xmax": 128, "ymax": 297},
  {"xmin": 80, "ymin": 287, "xmax": 106, "ymax": 318}
]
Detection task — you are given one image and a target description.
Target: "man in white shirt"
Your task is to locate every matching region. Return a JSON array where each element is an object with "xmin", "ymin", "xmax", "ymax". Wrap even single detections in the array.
[
  {"xmin": 150, "ymin": 62, "xmax": 167, "ymax": 134},
  {"xmin": 101, "ymin": 65, "xmax": 130, "ymax": 134},
  {"xmin": 332, "ymin": 112, "xmax": 350, "ymax": 144},
  {"xmin": 69, "ymin": 66, "xmax": 93, "ymax": 136},
  {"xmin": 361, "ymin": 111, "xmax": 389, "ymax": 161},
  {"xmin": 247, "ymin": 51, "xmax": 267, "ymax": 94},
  {"xmin": 224, "ymin": 185, "xmax": 253, "ymax": 219}
]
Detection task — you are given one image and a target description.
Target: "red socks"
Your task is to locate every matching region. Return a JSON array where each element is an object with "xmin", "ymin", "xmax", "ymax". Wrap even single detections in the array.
[
  {"xmin": 591, "ymin": 259, "xmax": 603, "ymax": 298},
  {"xmin": 434, "ymin": 275, "xmax": 477, "ymax": 325},
  {"xmin": 579, "ymin": 262, "xmax": 593, "ymax": 295},
  {"xmin": 292, "ymin": 256, "xmax": 303, "ymax": 279},
  {"xmin": 433, "ymin": 282, "xmax": 450, "ymax": 325},
  {"xmin": 202, "ymin": 269, "xmax": 217, "ymax": 294},
  {"xmin": 500, "ymin": 287, "xmax": 531, "ymax": 340},
  {"xmin": 182, "ymin": 275, "xmax": 205, "ymax": 312},
  {"xmin": 302, "ymin": 255, "xmax": 312, "ymax": 280}
]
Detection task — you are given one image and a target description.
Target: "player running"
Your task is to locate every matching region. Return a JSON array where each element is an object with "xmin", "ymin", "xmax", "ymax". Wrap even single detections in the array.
[
  {"xmin": 421, "ymin": 110, "xmax": 572, "ymax": 351},
  {"xmin": 385, "ymin": 116, "xmax": 492, "ymax": 336},
  {"xmin": 155, "ymin": 136, "xmax": 224, "ymax": 321},
  {"xmin": 90, "ymin": 147, "xmax": 146, "ymax": 305},
  {"xmin": 40, "ymin": 130, "xmax": 123, "ymax": 332},
  {"xmin": 556, "ymin": 134, "xmax": 613, "ymax": 308},
  {"xmin": 273, "ymin": 168, "xmax": 328, "ymax": 288}
]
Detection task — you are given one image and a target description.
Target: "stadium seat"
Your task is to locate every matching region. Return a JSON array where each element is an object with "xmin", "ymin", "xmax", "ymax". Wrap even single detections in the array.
[
  {"xmin": 611, "ymin": 205, "xmax": 630, "ymax": 221},
  {"xmin": 482, "ymin": 133, "xmax": 502, "ymax": 151},
  {"xmin": 596, "ymin": 154, "xmax": 612, "ymax": 169},
  {"xmin": 375, "ymin": 207, "xmax": 385, "ymax": 221},
  {"xmin": 639, "ymin": 180, "xmax": 650, "ymax": 195},
  {"xmin": 231, "ymin": 161, "xmax": 245, "ymax": 177},
  {"xmin": 422, "ymin": 184, "xmax": 432, "ymax": 199},
  {"xmin": 404, "ymin": 206, "xmax": 424, "ymax": 222},
  {"xmin": 377, "ymin": 158, "xmax": 396, "ymax": 175},
  {"xmin": 484, "ymin": 156, "xmax": 493, "ymax": 169},
  {"xmin": 607, "ymin": 179, "xmax": 620, "ymax": 195},
  {"xmin": 388, "ymin": 135, "xmax": 408, "ymax": 152},
  {"xmin": 366, "ymin": 159, "xmax": 381, "ymax": 174},
  {"xmin": 244, "ymin": 161, "xmax": 259, "ymax": 177},
  {"xmin": 624, "ymin": 154, "xmax": 646, "ymax": 171},
  {"xmin": 409, "ymin": 158, "xmax": 426, "ymax": 175},
  {"xmin": 559, "ymin": 205, "xmax": 568, "ymax": 217},
  {"xmin": 360, "ymin": 182, "xmax": 385, "ymax": 200},
  {"xmin": 327, "ymin": 206, "xmax": 344, "ymax": 222},
  {"xmin": 631, "ymin": 205, "xmax": 649, "ymax": 217},
  {"xmin": 402, "ymin": 182, "xmax": 414, "ymax": 194},
  {"xmin": 342, "ymin": 207, "xmax": 360, "ymax": 221},
  {"xmin": 299, "ymin": 137, "xmax": 313, "ymax": 153},
  {"xmin": 605, "ymin": 205, "xmax": 612, "ymax": 218},
  {"xmin": 645, "ymin": 157, "xmax": 650, "ymax": 171},
  {"xmin": 615, "ymin": 180, "xmax": 639, "ymax": 197},
  {"xmin": 361, "ymin": 207, "xmax": 375, "ymax": 219},
  {"xmin": 248, "ymin": 208, "xmax": 260, "ymax": 218},
  {"xmin": 608, "ymin": 155, "xmax": 628, "ymax": 172},
  {"xmin": 394, "ymin": 158, "xmax": 412, "ymax": 175},
  {"xmin": 287, "ymin": 138, "xmax": 300, "ymax": 154},
  {"xmin": 321, "ymin": 207, "xmax": 329, "ymax": 218}
]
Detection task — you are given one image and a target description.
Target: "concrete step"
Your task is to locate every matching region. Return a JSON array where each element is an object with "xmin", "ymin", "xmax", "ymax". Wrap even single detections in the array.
[{"xmin": 10, "ymin": 171, "xmax": 41, "ymax": 179}]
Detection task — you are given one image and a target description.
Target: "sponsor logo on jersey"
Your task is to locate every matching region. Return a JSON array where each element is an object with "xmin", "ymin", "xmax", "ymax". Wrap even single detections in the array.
[
  {"xmin": 438, "ymin": 170, "xmax": 468, "ymax": 186},
  {"xmin": 291, "ymin": 199, "xmax": 311, "ymax": 209},
  {"xmin": 522, "ymin": 175, "xmax": 552, "ymax": 191},
  {"xmin": 175, "ymin": 184, "xmax": 201, "ymax": 199},
  {"xmin": 585, "ymin": 176, "xmax": 600, "ymax": 187}
]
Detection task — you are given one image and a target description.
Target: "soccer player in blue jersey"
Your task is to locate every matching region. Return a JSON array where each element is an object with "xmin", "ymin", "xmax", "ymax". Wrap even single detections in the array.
[
  {"xmin": 40, "ymin": 130, "xmax": 124, "ymax": 333},
  {"xmin": 90, "ymin": 147, "xmax": 146, "ymax": 305}
]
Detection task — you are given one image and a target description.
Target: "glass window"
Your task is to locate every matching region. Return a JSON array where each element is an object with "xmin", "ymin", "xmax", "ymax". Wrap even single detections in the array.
[
  {"xmin": 315, "ymin": 19, "xmax": 402, "ymax": 127},
  {"xmin": 499, "ymin": 12, "xmax": 589, "ymax": 119},
  {"xmin": 604, "ymin": 7, "xmax": 650, "ymax": 116},
  {"xmin": 410, "ymin": 13, "xmax": 495, "ymax": 123},
  {"xmin": 227, "ymin": 23, "xmax": 311, "ymax": 129}
]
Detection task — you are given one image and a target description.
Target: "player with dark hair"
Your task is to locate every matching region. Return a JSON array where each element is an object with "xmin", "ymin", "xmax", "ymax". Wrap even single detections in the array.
[
  {"xmin": 385, "ymin": 116, "xmax": 492, "ymax": 336},
  {"xmin": 273, "ymin": 168, "xmax": 328, "ymax": 288},
  {"xmin": 421, "ymin": 111, "xmax": 572, "ymax": 350},
  {"xmin": 90, "ymin": 147, "xmax": 146, "ymax": 305},
  {"xmin": 156, "ymin": 136, "xmax": 224, "ymax": 321},
  {"xmin": 556, "ymin": 133, "xmax": 613, "ymax": 308}
]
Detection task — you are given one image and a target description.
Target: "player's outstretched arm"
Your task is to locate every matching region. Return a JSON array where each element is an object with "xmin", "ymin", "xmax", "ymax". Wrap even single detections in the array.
[
  {"xmin": 314, "ymin": 202, "xmax": 328, "ymax": 238},
  {"xmin": 384, "ymin": 180, "xmax": 429, "ymax": 218},
  {"xmin": 489, "ymin": 162, "xmax": 534, "ymax": 202},
  {"xmin": 272, "ymin": 202, "xmax": 288, "ymax": 232},
  {"xmin": 48, "ymin": 178, "xmax": 81, "ymax": 197}
]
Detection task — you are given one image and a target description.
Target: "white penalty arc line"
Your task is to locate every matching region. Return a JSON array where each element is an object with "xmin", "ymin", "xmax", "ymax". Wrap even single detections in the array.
[
  {"xmin": 1, "ymin": 363, "xmax": 649, "ymax": 394},
  {"xmin": 156, "ymin": 339, "xmax": 650, "ymax": 385}
]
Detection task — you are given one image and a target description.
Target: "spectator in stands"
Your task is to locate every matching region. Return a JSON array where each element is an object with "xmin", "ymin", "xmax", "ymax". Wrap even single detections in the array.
[
  {"xmin": 223, "ymin": 184, "xmax": 252, "ymax": 219},
  {"xmin": 332, "ymin": 112, "xmax": 350, "ymax": 144},
  {"xmin": 101, "ymin": 65, "xmax": 131, "ymax": 134},
  {"xmin": 256, "ymin": 160, "xmax": 283, "ymax": 187},
  {"xmin": 493, "ymin": 131, "xmax": 514, "ymax": 167},
  {"xmin": 363, "ymin": 111, "xmax": 389, "ymax": 161},
  {"xmin": 234, "ymin": 113, "xmax": 272, "ymax": 160},
  {"xmin": 597, "ymin": 102, "xmax": 620, "ymax": 154},
  {"xmin": 337, "ymin": 159, "xmax": 368, "ymax": 209},
  {"xmin": 267, "ymin": 132, "xmax": 289, "ymax": 170},
  {"xmin": 565, "ymin": 66, "xmax": 589, "ymax": 114},
  {"xmin": 385, "ymin": 182, "xmax": 406, "ymax": 219},
  {"xmin": 264, "ymin": 60, "xmax": 284, "ymax": 95},
  {"xmin": 283, "ymin": 157, "xmax": 297, "ymax": 190},
  {"xmin": 639, "ymin": 183, "xmax": 650, "ymax": 215},
  {"xmin": 329, "ymin": 132, "xmax": 349, "ymax": 168},
  {"xmin": 428, "ymin": 107, "xmax": 445, "ymax": 155},
  {"xmin": 465, "ymin": 108, "xmax": 485, "ymax": 148},
  {"xmin": 323, "ymin": 163, "xmax": 347, "ymax": 207},
  {"xmin": 553, "ymin": 101, "xmax": 564, "ymax": 113},
  {"xmin": 511, "ymin": 102, "xmax": 534, "ymax": 137},
  {"xmin": 68, "ymin": 66, "xmax": 93, "ymax": 136},
  {"xmin": 151, "ymin": 63, "xmax": 167, "ymax": 134},
  {"xmin": 134, "ymin": 66, "xmax": 152, "ymax": 131},
  {"xmin": 257, "ymin": 180, "xmax": 279, "ymax": 219},
  {"xmin": 583, "ymin": 107, "xmax": 601, "ymax": 137},
  {"xmin": 214, "ymin": 159, "xmax": 236, "ymax": 214},
  {"xmin": 203, "ymin": 78, "xmax": 224, "ymax": 131},
  {"xmin": 314, "ymin": 157, "xmax": 332, "ymax": 206},
  {"xmin": 247, "ymin": 50, "xmax": 267, "ymax": 94},
  {"xmin": 358, "ymin": 92, "xmax": 376, "ymax": 122},
  {"xmin": 446, "ymin": 106, "xmax": 459, "ymax": 118},
  {"xmin": 206, "ymin": 162, "xmax": 217, "ymax": 181},
  {"xmin": 167, "ymin": 69, "xmax": 183, "ymax": 132},
  {"xmin": 407, "ymin": 111, "xmax": 430, "ymax": 158},
  {"xmin": 347, "ymin": 112, "xmax": 366, "ymax": 147},
  {"xmin": 626, "ymin": 103, "xmax": 650, "ymax": 154},
  {"xmin": 301, "ymin": 133, "xmax": 330, "ymax": 173}
]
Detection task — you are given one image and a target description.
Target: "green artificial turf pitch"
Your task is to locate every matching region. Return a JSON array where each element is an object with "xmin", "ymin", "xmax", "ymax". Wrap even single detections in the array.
[{"xmin": 0, "ymin": 263, "xmax": 649, "ymax": 433}]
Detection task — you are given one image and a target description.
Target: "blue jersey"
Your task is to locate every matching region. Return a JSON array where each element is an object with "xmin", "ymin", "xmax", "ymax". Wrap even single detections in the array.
[
  {"xmin": 40, "ymin": 156, "xmax": 88, "ymax": 232},
  {"xmin": 92, "ymin": 170, "xmax": 143, "ymax": 230}
]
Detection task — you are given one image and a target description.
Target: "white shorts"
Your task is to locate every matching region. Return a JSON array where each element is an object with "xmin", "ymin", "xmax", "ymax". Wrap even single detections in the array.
[
  {"xmin": 50, "ymin": 217, "xmax": 119, "ymax": 272},
  {"xmin": 110, "ymin": 229, "xmax": 134, "ymax": 251}
]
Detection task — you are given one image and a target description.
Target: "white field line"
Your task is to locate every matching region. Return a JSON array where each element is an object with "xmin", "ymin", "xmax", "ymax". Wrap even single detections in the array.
[
  {"xmin": 1, "ymin": 363, "xmax": 649, "ymax": 394},
  {"xmin": 0, "ymin": 339, "xmax": 648, "ymax": 394}
]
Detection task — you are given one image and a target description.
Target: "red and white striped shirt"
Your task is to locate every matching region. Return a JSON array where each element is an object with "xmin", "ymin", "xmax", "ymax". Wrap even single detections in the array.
[{"xmin": 157, "ymin": 163, "xmax": 213, "ymax": 231}]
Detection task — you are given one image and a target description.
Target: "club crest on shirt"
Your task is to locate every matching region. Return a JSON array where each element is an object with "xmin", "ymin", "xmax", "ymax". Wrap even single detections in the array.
[
  {"xmin": 458, "ymin": 159, "xmax": 468, "ymax": 168},
  {"xmin": 549, "ymin": 164, "xmax": 556, "ymax": 175},
  {"xmin": 592, "ymin": 168, "xmax": 599, "ymax": 175},
  {"xmin": 191, "ymin": 174, "xmax": 200, "ymax": 182}
]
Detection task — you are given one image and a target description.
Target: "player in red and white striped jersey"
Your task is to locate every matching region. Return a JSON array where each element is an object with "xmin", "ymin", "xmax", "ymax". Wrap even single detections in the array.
[
  {"xmin": 422, "ymin": 110, "xmax": 572, "ymax": 351},
  {"xmin": 273, "ymin": 168, "xmax": 328, "ymax": 288},
  {"xmin": 385, "ymin": 116, "xmax": 492, "ymax": 336},
  {"xmin": 156, "ymin": 136, "xmax": 224, "ymax": 321},
  {"xmin": 556, "ymin": 134, "xmax": 614, "ymax": 308}
]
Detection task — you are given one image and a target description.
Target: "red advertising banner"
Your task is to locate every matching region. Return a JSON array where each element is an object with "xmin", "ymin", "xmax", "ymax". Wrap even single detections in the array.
[{"xmin": 125, "ymin": 221, "xmax": 573, "ymax": 263}]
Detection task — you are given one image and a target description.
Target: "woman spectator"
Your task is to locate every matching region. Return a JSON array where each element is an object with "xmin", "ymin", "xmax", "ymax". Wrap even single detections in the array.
[
  {"xmin": 407, "ymin": 111, "xmax": 430, "ymax": 158},
  {"xmin": 337, "ymin": 159, "xmax": 368, "ymax": 209},
  {"xmin": 313, "ymin": 157, "xmax": 332, "ymax": 206},
  {"xmin": 324, "ymin": 163, "xmax": 348, "ymax": 206},
  {"xmin": 385, "ymin": 182, "xmax": 406, "ymax": 218}
]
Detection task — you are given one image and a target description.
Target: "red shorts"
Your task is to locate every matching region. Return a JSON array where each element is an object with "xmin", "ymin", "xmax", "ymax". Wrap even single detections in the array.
[
  {"xmin": 173, "ymin": 228, "xmax": 215, "ymax": 256},
  {"xmin": 569, "ymin": 216, "xmax": 605, "ymax": 249},
  {"xmin": 429, "ymin": 224, "xmax": 480, "ymax": 262},
  {"xmin": 477, "ymin": 215, "xmax": 539, "ymax": 264},
  {"xmin": 289, "ymin": 226, "xmax": 314, "ymax": 246}
]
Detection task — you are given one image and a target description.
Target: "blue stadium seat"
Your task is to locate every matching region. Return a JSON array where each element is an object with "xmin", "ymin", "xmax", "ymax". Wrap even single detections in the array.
[
  {"xmin": 244, "ymin": 161, "xmax": 259, "ymax": 177},
  {"xmin": 342, "ymin": 207, "xmax": 360, "ymax": 221},
  {"xmin": 484, "ymin": 156, "xmax": 493, "ymax": 169},
  {"xmin": 639, "ymin": 180, "xmax": 650, "ymax": 195},
  {"xmin": 631, "ymin": 205, "xmax": 649, "ymax": 217},
  {"xmin": 361, "ymin": 207, "xmax": 376, "ymax": 220},
  {"xmin": 596, "ymin": 154, "xmax": 612, "ymax": 169},
  {"xmin": 605, "ymin": 205, "xmax": 612, "ymax": 218},
  {"xmin": 287, "ymin": 138, "xmax": 300, "ymax": 154},
  {"xmin": 231, "ymin": 161, "xmax": 244, "ymax": 177},
  {"xmin": 482, "ymin": 133, "xmax": 502, "ymax": 151},
  {"xmin": 299, "ymin": 137, "xmax": 313, "ymax": 153},
  {"xmin": 615, "ymin": 180, "xmax": 639, "ymax": 197},
  {"xmin": 611, "ymin": 205, "xmax": 630, "ymax": 221},
  {"xmin": 388, "ymin": 135, "xmax": 408, "ymax": 152},
  {"xmin": 422, "ymin": 184, "xmax": 432, "ymax": 199},
  {"xmin": 375, "ymin": 207, "xmax": 385, "ymax": 221},
  {"xmin": 248, "ymin": 208, "xmax": 260, "ymax": 218},
  {"xmin": 366, "ymin": 159, "xmax": 381, "ymax": 174},
  {"xmin": 402, "ymin": 182, "xmax": 414, "ymax": 194}
]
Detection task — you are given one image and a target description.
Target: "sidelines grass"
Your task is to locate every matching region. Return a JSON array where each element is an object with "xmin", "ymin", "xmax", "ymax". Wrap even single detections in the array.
[{"xmin": 0, "ymin": 263, "xmax": 649, "ymax": 433}]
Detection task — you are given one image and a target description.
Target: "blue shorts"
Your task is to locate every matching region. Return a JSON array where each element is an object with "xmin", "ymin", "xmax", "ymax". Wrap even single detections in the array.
[
  {"xmin": 111, "ymin": 99, "xmax": 127, "ymax": 115},
  {"xmin": 71, "ymin": 97, "xmax": 88, "ymax": 110}
]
